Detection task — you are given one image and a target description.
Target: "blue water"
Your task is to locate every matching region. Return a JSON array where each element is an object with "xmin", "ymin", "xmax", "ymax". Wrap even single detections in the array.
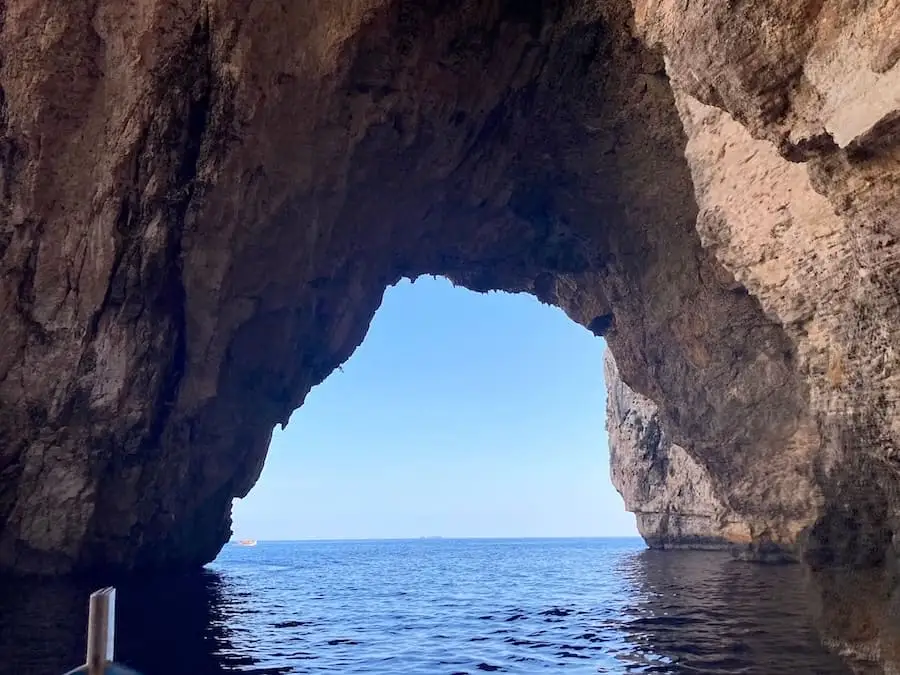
[{"xmin": 0, "ymin": 538, "xmax": 850, "ymax": 674}]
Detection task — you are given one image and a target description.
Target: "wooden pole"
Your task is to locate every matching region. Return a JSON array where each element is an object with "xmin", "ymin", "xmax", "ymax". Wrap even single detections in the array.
[{"xmin": 86, "ymin": 587, "xmax": 116, "ymax": 675}]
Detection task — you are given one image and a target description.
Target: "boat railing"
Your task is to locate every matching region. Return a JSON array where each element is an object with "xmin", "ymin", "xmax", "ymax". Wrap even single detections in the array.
[{"xmin": 62, "ymin": 587, "xmax": 141, "ymax": 675}]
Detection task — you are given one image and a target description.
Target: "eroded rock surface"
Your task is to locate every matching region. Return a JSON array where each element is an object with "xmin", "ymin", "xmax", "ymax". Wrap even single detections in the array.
[
  {"xmin": 1, "ymin": 0, "xmax": 900, "ymax": 666},
  {"xmin": 605, "ymin": 350, "xmax": 755, "ymax": 553}
]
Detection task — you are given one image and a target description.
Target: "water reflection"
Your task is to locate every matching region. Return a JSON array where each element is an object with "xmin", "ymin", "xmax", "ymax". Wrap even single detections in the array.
[
  {"xmin": 805, "ymin": 563, "xmax": 900, "ymax": 674},
  {"xmin": 616, "ymin": 550, "xmax": 850, "ymax": 673},
  {"xmin": 0, "ymin": 571, "xmax": 239, "ymax": 675},
  {"xmin": 0, "ymin": 542, "xmax": 854, "ymax": 674}
]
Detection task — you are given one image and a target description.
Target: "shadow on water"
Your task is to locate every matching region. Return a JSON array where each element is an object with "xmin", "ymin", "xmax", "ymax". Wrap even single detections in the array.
[
  {"xmin": 614, "ymin": 549, "xmax": 851, "ymax": 673},
  {"xmin": 0, "ymin": 570, "xmax": 240, "ymax": 675},
  {"xmin": 0, "ymin": 542, "xmax": 856, "ymax": 674},
  {"xmin": 805, "ymin": 562, "xmax": 900, "ymax": 673}
]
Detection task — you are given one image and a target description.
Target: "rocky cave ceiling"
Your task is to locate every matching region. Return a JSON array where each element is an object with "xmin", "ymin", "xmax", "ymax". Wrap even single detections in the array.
[{"xmin": 2, "ymin": 1, "xmax": 900, "ymax": 662}]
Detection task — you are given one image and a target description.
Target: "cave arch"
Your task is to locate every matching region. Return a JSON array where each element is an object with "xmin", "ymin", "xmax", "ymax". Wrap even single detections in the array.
[
  {"xmin": 1, "ymin": 0, "xmax": 895, "ymax": 605},
  {"xmin": 0, "ymin": 0, "xmax": 807, "ymax": 575}
]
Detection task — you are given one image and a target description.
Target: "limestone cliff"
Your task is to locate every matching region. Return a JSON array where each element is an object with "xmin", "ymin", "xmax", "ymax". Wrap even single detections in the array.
[
  {"xmin": 605, "ymin": 350, "xmax": 754, "ymax": 552},
  {"xmin": 1, "ymin": 0, "xmax": 900, "ymax": 667}
]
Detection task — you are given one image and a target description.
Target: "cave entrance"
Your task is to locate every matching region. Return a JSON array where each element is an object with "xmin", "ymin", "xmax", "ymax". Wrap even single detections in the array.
[{"xmin": 230, "ymin": 276, "xmax": 636, "ymax": 542}]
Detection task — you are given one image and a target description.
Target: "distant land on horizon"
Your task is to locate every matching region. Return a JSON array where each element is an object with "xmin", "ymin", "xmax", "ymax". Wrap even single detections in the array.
[{"xmin": 228, "ymin": 535, "xmax": 645, "ymax": 544}]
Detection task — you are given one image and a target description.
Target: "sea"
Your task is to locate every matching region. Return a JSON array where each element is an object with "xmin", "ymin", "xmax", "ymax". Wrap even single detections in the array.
[{"xmin": 0, "ymin": 538, "xmax": 852, "ymax": 675}]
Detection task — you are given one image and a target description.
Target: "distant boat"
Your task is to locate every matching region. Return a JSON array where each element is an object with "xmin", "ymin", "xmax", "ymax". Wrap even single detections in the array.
[{"xmin": 237, "ymin": 539, "xmax": 257, "ymax": 547}]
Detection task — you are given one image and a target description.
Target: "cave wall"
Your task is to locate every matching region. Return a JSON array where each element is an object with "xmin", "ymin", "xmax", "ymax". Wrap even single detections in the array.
[
  {"xmin": 654, "ymin": 0, "xmax": 900, "ymax": 578},
  {"xmin": 636, "ymin": 2, "xmax": 900, "ymax": 661},
  {"xmin": 0, "ymin": 7, "xmax": 898, "ymax": 664},
  {"xmin": 0, "ymin": 0, "xmax": 803, "ymax": 574}
]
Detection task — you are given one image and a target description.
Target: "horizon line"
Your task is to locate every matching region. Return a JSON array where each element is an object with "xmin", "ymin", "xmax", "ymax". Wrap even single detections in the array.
[{"xmin": 228, "ymin": 535, "xmax": 644, "ymax": 543}]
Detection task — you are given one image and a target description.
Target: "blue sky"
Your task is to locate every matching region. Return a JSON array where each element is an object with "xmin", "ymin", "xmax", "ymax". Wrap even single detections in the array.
[{"xmin": 231, "ymin": 276, "xmax": 637, "ymax": 540}]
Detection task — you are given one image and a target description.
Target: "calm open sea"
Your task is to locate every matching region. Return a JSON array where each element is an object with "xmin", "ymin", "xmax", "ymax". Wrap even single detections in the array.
[{"xmin": 0, "ymin": 538, "xmax": 851, "ymax": 674}]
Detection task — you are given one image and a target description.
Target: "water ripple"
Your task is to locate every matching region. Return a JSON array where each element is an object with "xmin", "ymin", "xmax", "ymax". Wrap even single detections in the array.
[{"xmin": 0, "ymin": 539, "xmax": 852, "ymax": 674}]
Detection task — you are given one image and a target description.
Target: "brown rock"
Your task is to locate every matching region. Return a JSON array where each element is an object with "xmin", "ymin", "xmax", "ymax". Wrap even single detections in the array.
[
  {"xmin": 605, "ymin": 350, "xmax": 757, "ymax": 554},
  {"xmin": 1, "ymin": 0, "xmax": 900, "ymax": 666}
]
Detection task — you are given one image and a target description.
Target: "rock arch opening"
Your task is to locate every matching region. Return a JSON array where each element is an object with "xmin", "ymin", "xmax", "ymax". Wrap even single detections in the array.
[{"xmin": 229, "ymin": 277, "xmax": 636, "ymax": 543}]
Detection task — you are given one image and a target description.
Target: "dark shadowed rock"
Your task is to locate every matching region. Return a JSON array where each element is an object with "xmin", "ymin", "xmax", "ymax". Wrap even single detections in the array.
[{"xmin": 1, "ymin": 0, "xmax": 900, "ymax": 668}]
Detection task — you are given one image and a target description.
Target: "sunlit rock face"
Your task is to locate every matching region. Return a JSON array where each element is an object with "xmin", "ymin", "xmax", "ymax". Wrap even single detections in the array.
[
  {"xmin": 605, "ymin": 351, "xmax": 760, "ymax": 555},
  {"xmin": 1, "ymin": 0, "xmax": 900, "ymax": 664}
]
